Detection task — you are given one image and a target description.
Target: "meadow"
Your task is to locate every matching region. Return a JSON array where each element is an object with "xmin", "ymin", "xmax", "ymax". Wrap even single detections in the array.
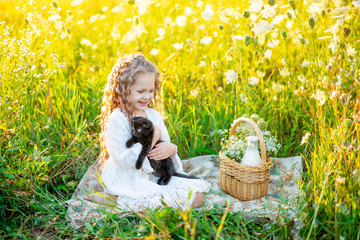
[{"xmin": 0, "ymin": 0, "xmax": 359, "ymax": 239}]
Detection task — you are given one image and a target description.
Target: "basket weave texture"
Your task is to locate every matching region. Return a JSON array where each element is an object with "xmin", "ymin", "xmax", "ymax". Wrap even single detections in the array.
[{"xmin": 218, "ymin": 118, "xmax": 273, "ymax": 201}]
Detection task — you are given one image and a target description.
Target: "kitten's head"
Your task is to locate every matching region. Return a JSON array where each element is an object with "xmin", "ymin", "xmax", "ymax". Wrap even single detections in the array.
[{"xmin": 131, "ymin": 117, "xmax": 154, "ymax": 137}]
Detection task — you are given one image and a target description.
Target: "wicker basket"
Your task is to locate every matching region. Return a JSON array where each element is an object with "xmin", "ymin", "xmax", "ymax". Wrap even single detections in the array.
[{"xmin": 218, "ymin": 118, "xmax": 273, "ymax": 201}]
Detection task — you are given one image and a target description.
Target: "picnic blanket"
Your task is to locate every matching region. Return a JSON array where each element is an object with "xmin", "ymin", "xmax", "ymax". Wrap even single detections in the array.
[{"xmin": 65, "ymin": 155, "xmax": 302, "ymax": 229}]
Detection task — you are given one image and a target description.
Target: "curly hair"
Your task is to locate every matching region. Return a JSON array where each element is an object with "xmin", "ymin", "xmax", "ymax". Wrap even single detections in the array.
[{"xmin": 98, "ymin": 53, "xmax": 161, "ymax": 173}]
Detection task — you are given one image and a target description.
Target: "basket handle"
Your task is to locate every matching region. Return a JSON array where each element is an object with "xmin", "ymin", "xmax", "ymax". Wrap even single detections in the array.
[{"xmin": 229, "ymin": 118, "xmax": 267, "ymax": 164}]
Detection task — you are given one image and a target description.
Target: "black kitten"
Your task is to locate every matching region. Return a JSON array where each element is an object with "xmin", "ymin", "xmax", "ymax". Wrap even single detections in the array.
[{"xmin": 126, "ymin": 116, "xmax": 198, "ymax": 185}]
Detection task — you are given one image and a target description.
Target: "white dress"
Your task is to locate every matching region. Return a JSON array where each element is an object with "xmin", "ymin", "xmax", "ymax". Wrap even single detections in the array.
[{"xmin": 100, "ymin": 107, "xmax": 210, "ymax": 211}]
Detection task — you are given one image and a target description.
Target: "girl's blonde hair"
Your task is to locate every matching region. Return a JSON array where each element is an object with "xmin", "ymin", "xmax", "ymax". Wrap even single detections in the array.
[{"xmin": 99, "ymin": 53, "xmax": 161, "ymax": 173}]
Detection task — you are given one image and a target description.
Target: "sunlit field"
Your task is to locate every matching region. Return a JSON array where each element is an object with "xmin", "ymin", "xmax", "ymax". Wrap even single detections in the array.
[{"xmin": 1, "ymin": 0, "xmax": 359, "ymax": 238}]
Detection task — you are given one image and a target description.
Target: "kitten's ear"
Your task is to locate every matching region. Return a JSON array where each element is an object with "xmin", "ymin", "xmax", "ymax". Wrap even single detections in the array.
[{"xmin": 143, "ymin": 122, "xmax": 151, "ymax": 128}]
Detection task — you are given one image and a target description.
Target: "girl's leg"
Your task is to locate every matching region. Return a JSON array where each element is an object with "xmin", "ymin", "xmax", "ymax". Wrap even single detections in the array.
[
  {"xmin": 191, "ymin": 192, "xmax": 204, "ymax": 208},
  {"xmin": 83, "ymin": 192, "xmax": 118, "ymax": 206}
]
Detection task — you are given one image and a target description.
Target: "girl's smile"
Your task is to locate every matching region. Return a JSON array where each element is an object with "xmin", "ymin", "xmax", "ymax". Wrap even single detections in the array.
[{"xmin": 129, "ymin": 72, "xmax": 156, "ymax": 112}]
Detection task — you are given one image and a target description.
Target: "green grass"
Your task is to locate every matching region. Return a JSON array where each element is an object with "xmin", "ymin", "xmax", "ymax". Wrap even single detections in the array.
[{"xmin": 1, "ymin": 0, "xmax": 359, "ymax": 239}]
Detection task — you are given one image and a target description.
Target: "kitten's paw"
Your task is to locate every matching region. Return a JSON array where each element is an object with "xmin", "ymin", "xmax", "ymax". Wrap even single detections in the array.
[
  {"xmin": 162, "ymin": 178, "xmax": 170, "ymax": 185},
  {"xmin": 125, "ymin": 140, "xmax": 133, "ymax": 148},
  {"xmin": 135, "ymin": 162, "xmax": 142, "ymax": 170}
]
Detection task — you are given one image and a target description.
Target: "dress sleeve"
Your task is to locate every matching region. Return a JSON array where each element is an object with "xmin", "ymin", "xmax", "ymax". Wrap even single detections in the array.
[
  {"xmin": 105, "ymin": 110, "xmax": 143, "ymax": 169},
  {"xmin": 153, "ymin": 110, "xmax": 184, "ymax": 172}
]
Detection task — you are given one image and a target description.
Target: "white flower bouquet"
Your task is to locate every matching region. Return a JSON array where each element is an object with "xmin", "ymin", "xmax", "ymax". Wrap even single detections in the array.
[{"xmin": 220, "ymin": 114, "xmax": 281, "ymax": 163}]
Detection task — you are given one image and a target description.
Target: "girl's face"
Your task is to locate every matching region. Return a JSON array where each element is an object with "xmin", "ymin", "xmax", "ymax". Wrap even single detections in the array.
[{"xmin": 129, "ymin": 72, "xmax": 156, "ymax": 113}]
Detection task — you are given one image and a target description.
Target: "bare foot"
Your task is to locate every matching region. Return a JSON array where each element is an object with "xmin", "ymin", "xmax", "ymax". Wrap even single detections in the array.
[{"xmin": 191, "ymin": 192, "xmax": 204, "ymax": 208}]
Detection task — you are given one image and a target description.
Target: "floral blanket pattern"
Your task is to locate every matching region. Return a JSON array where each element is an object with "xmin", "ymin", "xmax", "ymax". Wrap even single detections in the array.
[{"xmin": 65, "ymin": 155, "xmax": 302, "ymax": 229}]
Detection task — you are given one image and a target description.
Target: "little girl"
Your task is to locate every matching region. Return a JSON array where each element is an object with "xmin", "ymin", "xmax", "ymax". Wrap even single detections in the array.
[{"xmin": 97, "ymin": 53, "xmax": 210, "ymax": 211}]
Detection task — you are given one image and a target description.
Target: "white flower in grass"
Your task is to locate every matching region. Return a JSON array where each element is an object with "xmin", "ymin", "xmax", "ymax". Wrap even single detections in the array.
[
  {"xmin": 71, "ymin": 0, "xmax": 84, "ymax": 7},
  {"xmin": 329, "ymin": 42, "xmax": 337, "ymax": 52},
  {"xmin": 190, "ymin": 88, "xmax": 199, "ymax": 98},
  {"xmin": 199, "ymin": 61, "xmax": 207, "ymax": 67},
  {"xmin": 330, "ymin": 90, "xmax": 339, "ymax": 99},
  {"xmin": 48, "ymin": 14, "xmax": 61, "ymax": 21},
  {"xmin": 175, "ymin": 15, "xmax": 187, "ymax": 27},
  {"xmin": 80, "ymin": 38, "xmax": 92, "ymax": 46},
  {"xmin": 312, "ymin": 89, "xmax": 326, "ymax": 106},
  {"xmin": 252, "ymin": 20, "xmax": 272, "ymax": 35},
  {"xmin": 285, "ymin": 20, "xmax": 293, "ymax": 29},
  {"xmin": 308, "ymin": 2, "xmax": 324, "ymax": 15},
  {"xmin": 300, "ymin": 132, "xmax": 311, "ymax": 145},
  {"xmin": 150, "ymin": 48, "xmax": 160, "ymax": 55},
  {"xmin": 249, "ymin": 0, "xmax": 263, "ymax": 13},
  {"xmin": 225, "ymin": 56, "xmax": 233, "ymax": 62},
  {"xmin": 232, "ymin": 35, "xmax": 243, "ymax": 42},
  {"xmin": 301, "ymin": 60, "xmax": 311, "ymax": 68},
  {"xmin": 272, "ymin": 14, "xmax": 285, "ymax": 25},
  {"xmin": 201, "ymin": 5, "xmax": 214, "ymax": 20},
  {"xmin": 272, "ymin": 82, "xmax": 284, "ymax": 93},
  {"xmin": 199, "ymin": 24, "xmax": 206, "ymax": 30},
  {"xmin": 267, "ymin": 39, "xmax": 279, "ymax": 48},
  {"xmin": 111, "ymin": 5, "xmax": 122, "ymax": 13},
  {"xmin": 224, "ymin": 70, "xmax": 238, "ymax": 84},
  {"xmin": 347, "ymin": 46, "xmax": 356, "ymax": 56},
  {"xmin": 279, "ymin": 67, "xmax": 290, "ymax": 77},
  {"xmin": 200, "ymin": 36, "xmax": 213, "ymax": 45},
  {"xmin": 298, "ymin": 75, "xmax": 306, "ymax": 82},
  {"xmin": 248, "ymin": 76, "xmax": 259, "ymax": 86},
  {"xmin": 172, "ymin": 42, "xmax": 183, "ymax": 50},
  {"xmin": 353, "ymin": 0, "xmax": 360, "ymax": 8},
  {"xmin": 264, "ymin": 49, "xmax": 272, "ymax": 59},
  {"xmin": 185, "ymin": 7, "xmax": 193, "ymax": 15},
  {"xmin": 197, "ymin": 0, "xmax": 204, "ymax": 8},
  {"xmin": 257, "ymin": 70, "xmax": 265, "ymax": 78},
  {"xmin": 157, "ymin": 28, "xmax": 166, "ymax": 37},
  {"xmin": 271, "ymin": 30, "xmax": 278, "ymax": 39},
  {"xmin": 262, "ymin": 4, "xmax": 277, "ymax": 19}
]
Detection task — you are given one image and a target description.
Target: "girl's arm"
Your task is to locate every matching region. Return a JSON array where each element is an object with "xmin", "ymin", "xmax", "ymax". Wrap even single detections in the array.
[{"xmin": 105, "ymin": 110, "xmax": 146, "ymax": 169}]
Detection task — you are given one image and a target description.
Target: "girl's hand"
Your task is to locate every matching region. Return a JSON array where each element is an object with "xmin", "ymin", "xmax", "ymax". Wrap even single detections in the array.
[
  {"xmin": 148, "ymin": 142, "xmax": 177, "ymax": 161},
  {"xmin": 151, "ymin": 125, "xmax": 162, "ymax": 149}
]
